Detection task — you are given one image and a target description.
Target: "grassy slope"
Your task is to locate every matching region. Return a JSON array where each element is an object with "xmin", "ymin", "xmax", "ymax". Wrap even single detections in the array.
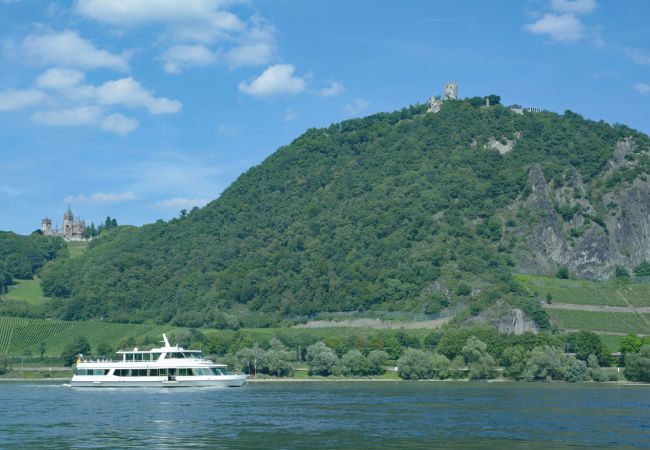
[{"xmin": 5, "ymin": 278, "xmax": 48, "ymax": 305}]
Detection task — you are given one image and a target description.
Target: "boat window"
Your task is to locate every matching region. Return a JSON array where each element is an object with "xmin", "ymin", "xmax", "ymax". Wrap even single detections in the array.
[
  {"xmin": 134, "ymin": 353, "xmax": 143, "ymax": 362},
  {"xmin": 114, "ymin": 369, "xmax": 127, "ymax": 376},
  {"xmin": 178, "ymin": 368, "xmax": 187, "ymax": 376},
  {"xmin": 211, "ymin": 368, "xmax": 223, "ymax": 375},
  {"xmin": 134, "ymin": 369, "xmax": 147, "ymax": 376},
  {"xmin": 159, "ymin": 368, "xmax": 168, "ymax": 376},
  {"xmin": 151, "ymin": 353, "xmax": 161, "ymax": 361},
  {"xmin": 149, "ymin": 369, "xmax": 159, "ymax": 376},
  {"xmin": 93, "ymin": 369, "xmax": 107, "ymax": 375},
  {"xmin": 125, "ymin": 353, "xmax": 134, "ymax": 362}
]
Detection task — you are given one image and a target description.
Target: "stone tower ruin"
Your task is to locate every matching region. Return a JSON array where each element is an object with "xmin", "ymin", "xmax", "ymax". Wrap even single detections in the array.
[{"xmin": 444, "ymin": 82, "xmax": 458, "ymax": 100}]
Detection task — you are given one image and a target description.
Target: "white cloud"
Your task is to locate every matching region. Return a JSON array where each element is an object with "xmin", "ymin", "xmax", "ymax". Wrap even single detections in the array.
[
  {"xmin": 216, "ymin": 124, "xmax": 240, "ymax": 137},
  {"xmin": 75, "ymin": 0, "xmax": 244, "ymax": 43},
  {"xmin": 343, "ymin": 98, "xmax": 369, "ymax": 116},
  {"xmin": 624, "ymin": 48, "xmax": 650, "ymax": 66},
  {"xmin": 635, "ymin": 83, "xmax": 650, "ymax": 95},
  {"xmin": 21, "ymin": 30, "xmax": 130, "ymax": 71},
  {"xmin": 524, "ymin": 13, "xmax": 585, "ymax": 43},
  {"xmin": 95, "ymin": 77, "xmax": 181, "ymax": 114},
  {"xmin": 31, "ymin": 106, "xmax": 102, "ymax": 126},
  {"xmin": 226, "ymin": 42, "xmax": 275, "ymax": 68},
  {"xmin": 101, "ymin": 113, "xmax": 139, "ymax": 135},
  {"xmin": 64, "ymin": 192, "xmax": 138, "ymax": 204},
  {"xmin": 36, "ymin": 68, "xmax": 85, "ymax": 90},
  {"xmin": 238, "ymin": 64, "xmax": 306, "ymax": 97},
  {"xmin": 319, "ymin": 81, "xmax": 345, "ymax": 97},
  {"xmin": 551, "ymin": 0, "xmax": 597, "ymax": 14},
  {"xmin": 153, "ymin": 197, "xmax": 209, "ymax": 209},
  {"xmin": 162, "ymin": 44, "xmax": 217, "ymax": 74},
  {"xmin": 0, "ymin": 88, "xmax": 45, "ymax": 111},
  {"xmin": 224, "ymin": 17, "xmax": 276, "ymax": 68},
  {"xmin": 284, "ymin": 109, "xmax": 298, "ymax": 122}
]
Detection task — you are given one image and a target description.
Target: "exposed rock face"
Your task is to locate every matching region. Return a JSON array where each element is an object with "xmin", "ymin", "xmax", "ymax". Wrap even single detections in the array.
[
  {"xmin": 512, "ymin": 141, "xmax": 650, "ymax": 279},
  {"xmin": 470, "ymin": 304, "xmax": 538, "ymax": 335}
]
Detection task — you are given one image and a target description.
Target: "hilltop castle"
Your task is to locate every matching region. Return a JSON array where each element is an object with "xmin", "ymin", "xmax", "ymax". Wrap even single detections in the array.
[
  {"xmin": 42, "ymin": 206, "xmax": 87, "ymax": 241},
  {"xmin": 428, "ymin": 82, "xmax": 458, "ymax": 113}
]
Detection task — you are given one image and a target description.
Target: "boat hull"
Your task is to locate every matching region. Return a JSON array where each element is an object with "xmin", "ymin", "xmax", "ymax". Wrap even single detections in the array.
[{"xmin": 70, "ymin": 375, "xmax": 248, "ymax": 388}]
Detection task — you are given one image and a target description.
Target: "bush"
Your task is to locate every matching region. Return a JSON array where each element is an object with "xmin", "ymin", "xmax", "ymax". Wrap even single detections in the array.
[
  {"xmin": 307, "ymin": 342, "xmax": 338, "ymax": 376},
  {"xmin": 367, "ymin": 350, "xmax": 389, "ymax": 376},
  {"xmin": 556, "ymin": 267, "xmax": 569, "ymax": 279},
  {"xmin": 61, "ymin": 335, "xmax": 91, "ymax": 366},
  {"xmin": 339, "ymin": 350, "xmax": 371, "ymax": 376},
  {"xmin": 397, "ymin": 349, "xmax": 434, "ymax": 380},
  {"xmin": 462, "ymin": 337, "xmax": 497, "ymax": 380},
  {"xmin": 624, "ymin": 346, "xmax": 650, "ymax": 382}
]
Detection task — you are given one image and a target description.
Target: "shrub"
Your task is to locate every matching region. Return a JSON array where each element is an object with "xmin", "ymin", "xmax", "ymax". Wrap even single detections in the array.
[
  {"xmin": 307, "ymin": 342, "xmax": 338, "ymax": 376},
  {"xmin": 624, "ymin": 346, "xmax": 650, "ymax": 382},
  {"xmin": 367, "ymin": 350, "xmax": 389, "ymax": 376},
  {"xmin": 397, "ymin": 349, "xmax": 434, "ymax": 380},
  {"xmin": 556, "ymin": 267, "xmax": 569, "ymax": 279}
]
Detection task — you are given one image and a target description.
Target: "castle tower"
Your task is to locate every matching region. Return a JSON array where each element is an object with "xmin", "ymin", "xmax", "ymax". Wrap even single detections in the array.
[
  {"xmin": 444, "ymin": 82, "xmax": 458, "ymax": 100},
  {"xmin": 63, "ymin": 206, "xmax": 74, "ymax": 238},
  {"xmin": 41, "ymin": 218, "xmax": 52, "ymax": 235}
]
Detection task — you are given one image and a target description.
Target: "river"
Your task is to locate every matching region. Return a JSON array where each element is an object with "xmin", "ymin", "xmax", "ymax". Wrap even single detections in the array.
[{"xmin": 0, "ymin": 381, "xmax": 648, "ymax": 449}]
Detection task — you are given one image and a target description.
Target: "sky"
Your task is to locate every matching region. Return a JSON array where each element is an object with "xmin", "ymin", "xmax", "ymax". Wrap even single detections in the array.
[{"xmin": 1, "ymin": 0, "xmax": 649, "ymax": 234}]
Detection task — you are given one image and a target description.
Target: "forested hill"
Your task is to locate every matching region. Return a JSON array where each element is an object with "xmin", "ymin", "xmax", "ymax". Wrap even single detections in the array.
[{"xmin": 38, "ymin": 98, "xmax": 650, "ymax": 327}]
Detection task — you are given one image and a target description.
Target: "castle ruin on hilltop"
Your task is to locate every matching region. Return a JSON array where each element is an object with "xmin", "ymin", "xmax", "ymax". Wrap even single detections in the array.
[
  {"xmin": 41, "ymin": 206, "xmax": 87, "ymax": 241},
  {"xmin": 428, "ymin": 82, "xmax": 458, "ymax": 113}
]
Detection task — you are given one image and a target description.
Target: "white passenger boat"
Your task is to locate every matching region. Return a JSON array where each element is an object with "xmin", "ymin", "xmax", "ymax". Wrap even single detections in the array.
[{"xmin": 70, "ymin": 334, "xmax": 247, "ymax": 387}]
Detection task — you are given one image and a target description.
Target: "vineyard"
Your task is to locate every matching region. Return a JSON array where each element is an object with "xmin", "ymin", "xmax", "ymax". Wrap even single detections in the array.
[{"xmin": 0, "ymin": 316, "xmax": 177, "ymax": 356}]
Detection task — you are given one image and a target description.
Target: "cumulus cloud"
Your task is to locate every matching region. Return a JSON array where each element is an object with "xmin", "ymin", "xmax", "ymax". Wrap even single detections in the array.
[
  {"xmin": 101, "ymin": 113, "xmax": 139, "ymax": 135},
  {"xmin": 551, "ymin": 0, "xmax": 597, "ymax": 14},
  {"xmin": 162, "ymin": 44, "xmax": 217, "ymax": 74},
  {"xmin": 75, "ymin": 0, "xmax": 244, "ymax": 43},
  {"xmin": 224, "ymin": 17, "xmax": 276, "ymax": 68},
  {"xmin": 0, "ymin": 88, "xmax": 45, "ymax": 111},
  {"xmin": 64, "ymin": 192, "xmax": 138, "ymax": 204},
  {"xmin": 238, "ymin": 64, "xmax": 306, "ymax": 97},
  {"xmin": 284, "ymin": 109, "xmax": 298, "ymax": 122},
  {"xmin": 524, "ymin": 13, "xmax": 585, "ymax": 43},
  {"xmin": 36, "ymin": 68, "xmax": 85, "ymax": 90},
  {"xmin": 153, "ymin": 197, "xmax": 209, "ymax": 209},
  {"xmin": 635, "ymin": 83, "xmax": 650, "ymax": 95},
  {"xmin": 319, "ymin": 81, "xmax": 345, "ymax": 97},
  {"xmin": 343, "ymin": 98, "xmax": 369, "ymax": 117},
  {"xmin": 21, "ymin": 30, "xmax": 130, "ymax": 71},
  {"xmin": 31, "ymin": 105, "xmax": 102, "ymax": 126},
  {"xmin": 95, "ymin": 77, "xmax": 181, "ymax": 113}
]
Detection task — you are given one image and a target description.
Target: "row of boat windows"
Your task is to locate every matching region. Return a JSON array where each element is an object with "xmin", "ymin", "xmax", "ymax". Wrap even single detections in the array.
[
  {"xmin": 76, "ymin": 368, "xmax": 227, "ymax": 376},
  {"xmin": 122, "ymin": 352, "xmax": 201, "ymax": 362}
]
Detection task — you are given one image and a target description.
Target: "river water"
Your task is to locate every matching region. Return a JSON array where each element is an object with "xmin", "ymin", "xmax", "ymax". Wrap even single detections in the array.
[{"xmin": 0, "ymin": 380, "xmax": 649, "ymax": 449}]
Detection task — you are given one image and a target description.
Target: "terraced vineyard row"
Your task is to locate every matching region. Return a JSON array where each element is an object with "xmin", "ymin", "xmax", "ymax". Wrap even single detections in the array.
[
  {"xmin": 0, "ymin": 316, "xmax": 184, "ymax": 356},
  {"xmin": 0, "ymin": 316, "xmax": 74, "ymax": 355}
]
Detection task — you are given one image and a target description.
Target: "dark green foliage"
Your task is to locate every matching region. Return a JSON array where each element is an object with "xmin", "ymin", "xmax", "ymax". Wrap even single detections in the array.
[
  {"xmin": 397, "ymin": 349, "xmax": 435, "ymax": 380},
  {"xmin": 634, "ymin": 261, "xmax": 650, "ymax": 277},
  {"xmin": 614, "ymin": 265, "xmax": 630, "ymax": 279},
  {"xmin": 624, "ymin": 346, "xmax": 650, "ymax": 382},
  {"xmin": 567, "ymin": 331, "xmax": 606, "ymax": 364},
  {"xmin": 61, "ymin": 335, "xmax": 91, "ymax": 366},
  {"xmin": 0, "ymin": 232, "xmax": 67, "ymax": 280},
  {"xmin": 518, "ymin": 298, "xmax": 551, "ymax": 330},
  {"xmin": 556, "ymin": 267, "xmax": 570, "ymax": 279},
  {"xmin": 307, "ymin": 342, "xmax": 338, "ymax": 376},
  {"xmin": 36, "ymin": 100, "xmax": 646, "ymax": 325}
]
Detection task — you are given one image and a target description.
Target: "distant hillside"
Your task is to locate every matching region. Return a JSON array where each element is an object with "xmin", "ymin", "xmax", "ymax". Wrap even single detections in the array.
[
  {"xmin": 37, "ymin": 98, "xmax": 650, "ymax": 327},
  {"xmin": 0, "ymin": 232, "xmax": 66, "ymax": 287}
]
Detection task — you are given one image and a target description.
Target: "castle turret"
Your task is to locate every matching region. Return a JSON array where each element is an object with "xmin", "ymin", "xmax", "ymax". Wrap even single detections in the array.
[
  {"xmin": 63, "ymin": 206, "xmax": 74, "ymax": 238},
  {"xmin": 444, "ymin": 82, "xmax": 458, "ymax": 100},
  {"xmin": 41, "ymin": 218, "xmax": 52, "ymax": 235}
]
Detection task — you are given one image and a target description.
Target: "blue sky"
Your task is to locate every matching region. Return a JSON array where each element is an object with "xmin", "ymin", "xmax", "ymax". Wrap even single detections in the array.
[{"xmin": 1, "ymin": 0, "xmax": 649, "ymax": 234}]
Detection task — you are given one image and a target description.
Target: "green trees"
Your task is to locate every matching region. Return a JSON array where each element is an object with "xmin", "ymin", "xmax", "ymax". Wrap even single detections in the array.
[
  {"xmin": 61, "ymin": 335, "xmax": 91, "ymax": 366},
  {"xmin": 556, "ymin": 267, "xmax": 570, "ymax": 279},
  {"xmin": 568, "ymin": 331, "xmax": 606, "ymax": 364},
  {"xmin": 461, "ymin": 337, "xmax": 497, "ymax": 380},
  {"xmin": 624, "ymin": 346, "xmax": 650, "ymax": 382},
  {"xmin": 307, "ymin": 342, "xmax": 338, "ymax": 376},
  {"xmin": 0, "ymin": 232, "xmax": 66, "ymax": 281},
  {"xmin": 34, "ymin": 98, "xmax": 648, "ymax": 326},
  {"xmin": 397, "ymin": 349, "xmax": 435, "ymax": 380},
  {"xmin": 620, "ymin": 334, "xmax": 643, "ymax": 356}
]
